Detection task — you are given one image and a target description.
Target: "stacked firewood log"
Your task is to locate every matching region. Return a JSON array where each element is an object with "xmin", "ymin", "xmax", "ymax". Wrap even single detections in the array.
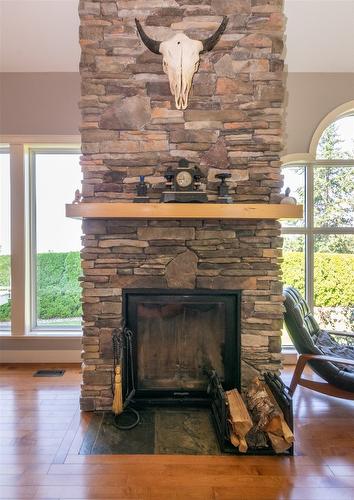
[
  {"xmin": 225, "ymin": 377, "xmax": 294, "ymax": 454},
  {"xmin": 226, "ymin": 389, "xmax": 253, "ymax": 453}
]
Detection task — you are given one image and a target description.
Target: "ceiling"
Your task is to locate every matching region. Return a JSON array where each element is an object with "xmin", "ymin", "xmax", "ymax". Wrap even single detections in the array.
[{"xmin": 0, "ymin": 0, "xmax": 353, "ymax": 73}]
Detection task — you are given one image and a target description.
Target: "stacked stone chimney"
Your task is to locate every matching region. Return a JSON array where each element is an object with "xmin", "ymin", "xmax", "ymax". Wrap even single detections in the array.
[{"xmin": 78, "ymin": 0, "xmax": 285, "ymax": 411}]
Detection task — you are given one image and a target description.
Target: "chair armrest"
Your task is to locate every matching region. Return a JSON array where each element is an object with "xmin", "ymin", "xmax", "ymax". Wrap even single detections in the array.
[
  {"xmin": 328, "ymin": 330, "xmax": 354, "ymax": 338},
  {"xmin": 299, "ymin": 353, "xmax": 354, "ymax": 367}
]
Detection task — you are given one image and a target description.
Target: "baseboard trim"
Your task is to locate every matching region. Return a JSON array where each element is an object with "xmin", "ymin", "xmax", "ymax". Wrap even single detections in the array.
[
  {"xmin": 283, "ymin": 351, "xmax": 298, "ymax": 365},
  {"xmin": 0, "ymin": 350, "xmax": 81, "ymax": 363},
  {"xmin": 0, "ymin": 335, "xmax": 82, "ymax": 350}
]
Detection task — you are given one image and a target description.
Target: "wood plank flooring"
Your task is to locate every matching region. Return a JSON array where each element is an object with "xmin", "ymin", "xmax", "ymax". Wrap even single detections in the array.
[{"xmin": 0, "ymin": 364, "xmax": 353, "ymax": 499}]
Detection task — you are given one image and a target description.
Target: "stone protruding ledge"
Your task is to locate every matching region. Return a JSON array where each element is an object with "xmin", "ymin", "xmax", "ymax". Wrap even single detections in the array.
[{"xmin": 66, "ymin": 203, "xmax": 303, "ymax": 220}]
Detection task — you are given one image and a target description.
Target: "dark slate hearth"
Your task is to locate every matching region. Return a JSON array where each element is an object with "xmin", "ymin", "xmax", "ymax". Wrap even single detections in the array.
[
  {"xmin": 80, "ymin": 408, "xmax": 221, "ymax": 455},
  {"xmin": 80, "ymin": 411, "xmax": 155, "ymax": 455},
  {"xmin": 155, "ymin": 408, "xmax": 220, "ymax": 455}
]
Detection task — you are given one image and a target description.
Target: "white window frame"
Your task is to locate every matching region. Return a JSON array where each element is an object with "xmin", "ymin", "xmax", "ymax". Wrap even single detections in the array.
[
  {"xmin": 282, "ymin": 160, "xmax": 354, "ymax": 312},
  {"xmin": 282, "ymin": 103, "xmax": 354, "ymax": 322},
  {"xmin": 0, "ymin": 136, "xmax": 81, "ymax": 337},
  {"xmin": 29, "ymin": 147, "xmax": 82, "ymax": 332},
  {"xmin": 0, "ymin": 147, "xmax": 11, "ymax": 331}
]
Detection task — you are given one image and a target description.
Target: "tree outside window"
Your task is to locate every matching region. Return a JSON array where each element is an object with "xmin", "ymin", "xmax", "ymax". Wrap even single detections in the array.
[
  {"xmin": 313, "ymin": 119, "xmax": 353, "ymax": 330},
  {"xmin": 281, "ymin": 114, "xmax": 354, "ymax": 343}
]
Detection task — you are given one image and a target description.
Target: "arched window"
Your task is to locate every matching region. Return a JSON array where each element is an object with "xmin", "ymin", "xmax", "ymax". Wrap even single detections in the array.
[{"xmin": 281, "ymin": 107, "xmax": 354, "ymax": 345}]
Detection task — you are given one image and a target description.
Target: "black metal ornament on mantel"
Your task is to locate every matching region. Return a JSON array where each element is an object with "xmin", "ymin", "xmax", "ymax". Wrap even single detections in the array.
[
  {"xmin": 133, "ymin": 176, "xmax": 149, "ymax": 203},
  {"xmin": 215, "ymin": 173, "xmax": 233, "ymax": 204}
]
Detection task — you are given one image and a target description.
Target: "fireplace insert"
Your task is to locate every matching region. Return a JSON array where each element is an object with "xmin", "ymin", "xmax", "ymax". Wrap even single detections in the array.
[{"xmin": 122, "ymin": 289, "xmax": 241, "ymax": 404}]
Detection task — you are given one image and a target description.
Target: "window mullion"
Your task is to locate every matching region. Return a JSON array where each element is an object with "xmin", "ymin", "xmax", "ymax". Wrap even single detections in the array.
[
  {"xmin": 306, "ymin": 163, "xmax": 314, "ymax": 312},
  {"xmin": 29, "ymin": 150, "xmax": 38, "ymax": 330},
  {"xmin": 9, "ymin": 144, "xmax": 29, "ymax": 335}
]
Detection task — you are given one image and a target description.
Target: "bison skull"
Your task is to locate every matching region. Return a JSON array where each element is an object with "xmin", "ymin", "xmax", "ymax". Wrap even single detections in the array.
[
  {"xmin": 135, "ymin": 18, "xmax": 228, "ymax": 110},
  {"xmin": 160, "ymin": 34, "xmax": 203, "ymax": 110}
]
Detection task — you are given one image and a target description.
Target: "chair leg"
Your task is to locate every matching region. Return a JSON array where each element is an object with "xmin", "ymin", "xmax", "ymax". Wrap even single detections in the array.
[
  {"xmin": 289, "ymin": 352, "xmax": 354, "ymax": 398},
  {"xmin": 289, "ymin": 355, "xmax": 308, "ymax": 395}
]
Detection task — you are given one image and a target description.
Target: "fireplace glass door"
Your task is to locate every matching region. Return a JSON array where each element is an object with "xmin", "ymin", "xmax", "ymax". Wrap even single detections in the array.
[{"xmin": 124, "ymin": 290, "xmax": 240, "ymax": 399}]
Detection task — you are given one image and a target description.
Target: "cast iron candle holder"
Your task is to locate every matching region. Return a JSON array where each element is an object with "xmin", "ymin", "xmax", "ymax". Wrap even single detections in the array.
[
  {"xmin": 164, "ymin": 170, "xmax": 175, "ymax": 190},
  {"xmin": 215, "ymin": 172, "xmax": 233, "ymax": 203},
  {"xmin": 134, "ymin": 175, "xmax": 149, "ymax": 203}
]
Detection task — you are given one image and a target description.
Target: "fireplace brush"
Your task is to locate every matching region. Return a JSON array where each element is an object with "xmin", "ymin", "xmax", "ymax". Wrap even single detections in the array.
[
  {"xmin": 112, "ymin": 326, "xmax": 140, "ymax": 430},
  {"xmin": 112, "ymin": 366, "xmax": 123, "ymax": 415},
  {"xmin": 112, "ymin": 329, "xmax": 124, "ymax": 415}
]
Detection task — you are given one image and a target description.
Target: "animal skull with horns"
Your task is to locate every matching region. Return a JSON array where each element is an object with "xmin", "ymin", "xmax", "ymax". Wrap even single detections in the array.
[{"xmin": 135, "ymin": 17, "xmax": 228, "ymax": 110}]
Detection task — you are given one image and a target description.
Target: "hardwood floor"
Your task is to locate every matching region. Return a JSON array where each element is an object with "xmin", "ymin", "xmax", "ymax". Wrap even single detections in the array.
[{"xmin": 0, "ymin": 364, "xmax": 354, "ymax": 499}]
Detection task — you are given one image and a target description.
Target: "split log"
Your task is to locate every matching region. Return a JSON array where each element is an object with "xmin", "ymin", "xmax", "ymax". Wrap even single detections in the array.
[
  {"xmin": 246, "ymin": 377, "xmax": 276, "ymax": 429},
  {"xmin": 226, "ymin": 389, "xmax": 253, "ymax": 453},
  {"xmin": 246, "ymin": 426, "xmax": 269, "ymax": 450},
  {"xmin": 264, "ymin": 384, "xmax": 294, "ymax": 454},
  {"xmin": 245, "ymin": 377, "xmax": 294, "ymax": 454},
  {"xmin": 228, "ymin": 426, "xmax": 239, "ymax": 449}
]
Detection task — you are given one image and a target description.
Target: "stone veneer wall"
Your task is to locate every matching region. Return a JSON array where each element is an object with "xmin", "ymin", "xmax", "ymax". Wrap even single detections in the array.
[{"xmin": 79, "ymin": 0, "xmax": 285, "ymax": 411}]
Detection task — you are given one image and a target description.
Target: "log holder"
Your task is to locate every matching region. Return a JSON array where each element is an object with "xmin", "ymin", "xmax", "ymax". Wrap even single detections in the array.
[{"xmin": 208, "ymin": 370, "xmax": 294, "ymax": 455}]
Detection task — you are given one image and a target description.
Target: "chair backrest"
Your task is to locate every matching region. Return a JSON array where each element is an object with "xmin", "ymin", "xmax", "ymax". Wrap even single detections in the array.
[
  {"xmin": 283, "ymin": 285, "xmax": 354, "ymax": 392},
  {"xmin": 283, "ymin": 286, "xmax": 321, "ymax": 355}
]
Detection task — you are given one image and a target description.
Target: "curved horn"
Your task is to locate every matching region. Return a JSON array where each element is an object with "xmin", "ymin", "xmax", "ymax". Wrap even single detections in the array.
[
  {"xmin": 201, "ymin": 16, "xmax": 228, "ymax": 52},
  {"xmin": 135, "ymin": 18, "xmax": 161, "ymax": 55}
]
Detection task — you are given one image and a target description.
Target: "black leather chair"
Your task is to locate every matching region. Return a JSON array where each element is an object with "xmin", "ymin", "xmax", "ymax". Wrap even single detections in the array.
[{"xmin": 283, "ymin": 286, "xmax": 354, "ymax": 399}]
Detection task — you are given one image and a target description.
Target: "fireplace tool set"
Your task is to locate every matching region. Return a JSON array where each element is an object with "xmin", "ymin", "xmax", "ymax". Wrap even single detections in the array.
[{"xmin": 112, "ymin": 326, "xmax": 140, "ymax": 430}]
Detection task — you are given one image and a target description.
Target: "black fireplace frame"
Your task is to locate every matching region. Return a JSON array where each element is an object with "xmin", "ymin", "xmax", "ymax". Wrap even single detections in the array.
[{"xmin": 122, "ymin": 288, "xmax": 241, "ymax": 405}]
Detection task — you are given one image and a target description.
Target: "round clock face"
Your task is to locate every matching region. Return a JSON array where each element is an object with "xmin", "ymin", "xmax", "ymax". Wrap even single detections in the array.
[{"xmin": 176, "ymin": 170, "xmax": 193, "ymax": 188}]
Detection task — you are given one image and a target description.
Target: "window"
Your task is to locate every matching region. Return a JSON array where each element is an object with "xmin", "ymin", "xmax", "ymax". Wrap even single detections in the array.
[
  {"xmin": 282, "ymin": 234, "xmax": 305, "ymax": 346},
  {"xmin": 282, "ymin": 113, "xmax": 354, "ymax": 344},
  {"xmin": 0, "ymin": 150, "xmax": 11, "ymax": 330},
  {"xmin": 1, "ymin": 144, "xmax": 82, "ymax": 336},
  {"xmin": 30, "ymin": 150, "xmax": 82, "ymax": 329}
]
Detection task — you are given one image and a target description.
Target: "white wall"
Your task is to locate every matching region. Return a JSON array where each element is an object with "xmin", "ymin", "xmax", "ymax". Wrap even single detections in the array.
[
  {"xmin": 0, "ymin": 73, "xmax": 80, "ymax": 135},
  {"xmin": 285, "ymin": 72, "xmax": 354, "ymax": 154},
  {"xmin": 2, "ymin": 71, "xmax": 353, "ymax": 155}
]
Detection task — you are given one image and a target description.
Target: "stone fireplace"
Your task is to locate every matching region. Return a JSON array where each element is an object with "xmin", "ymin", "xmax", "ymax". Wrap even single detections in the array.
[
  {"xmin": 78, "ymin": 0, "xmax": 287, "ymax": 411},
  {"xmin": 80, "ymin": 217, "xmax": 285, "ymax": 410}
]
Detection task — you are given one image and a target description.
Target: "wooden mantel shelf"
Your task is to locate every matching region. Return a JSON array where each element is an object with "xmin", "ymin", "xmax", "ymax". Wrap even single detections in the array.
[{"xmin": 66, "ymin": 203, "xmax": 303, "ymax": 220}]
